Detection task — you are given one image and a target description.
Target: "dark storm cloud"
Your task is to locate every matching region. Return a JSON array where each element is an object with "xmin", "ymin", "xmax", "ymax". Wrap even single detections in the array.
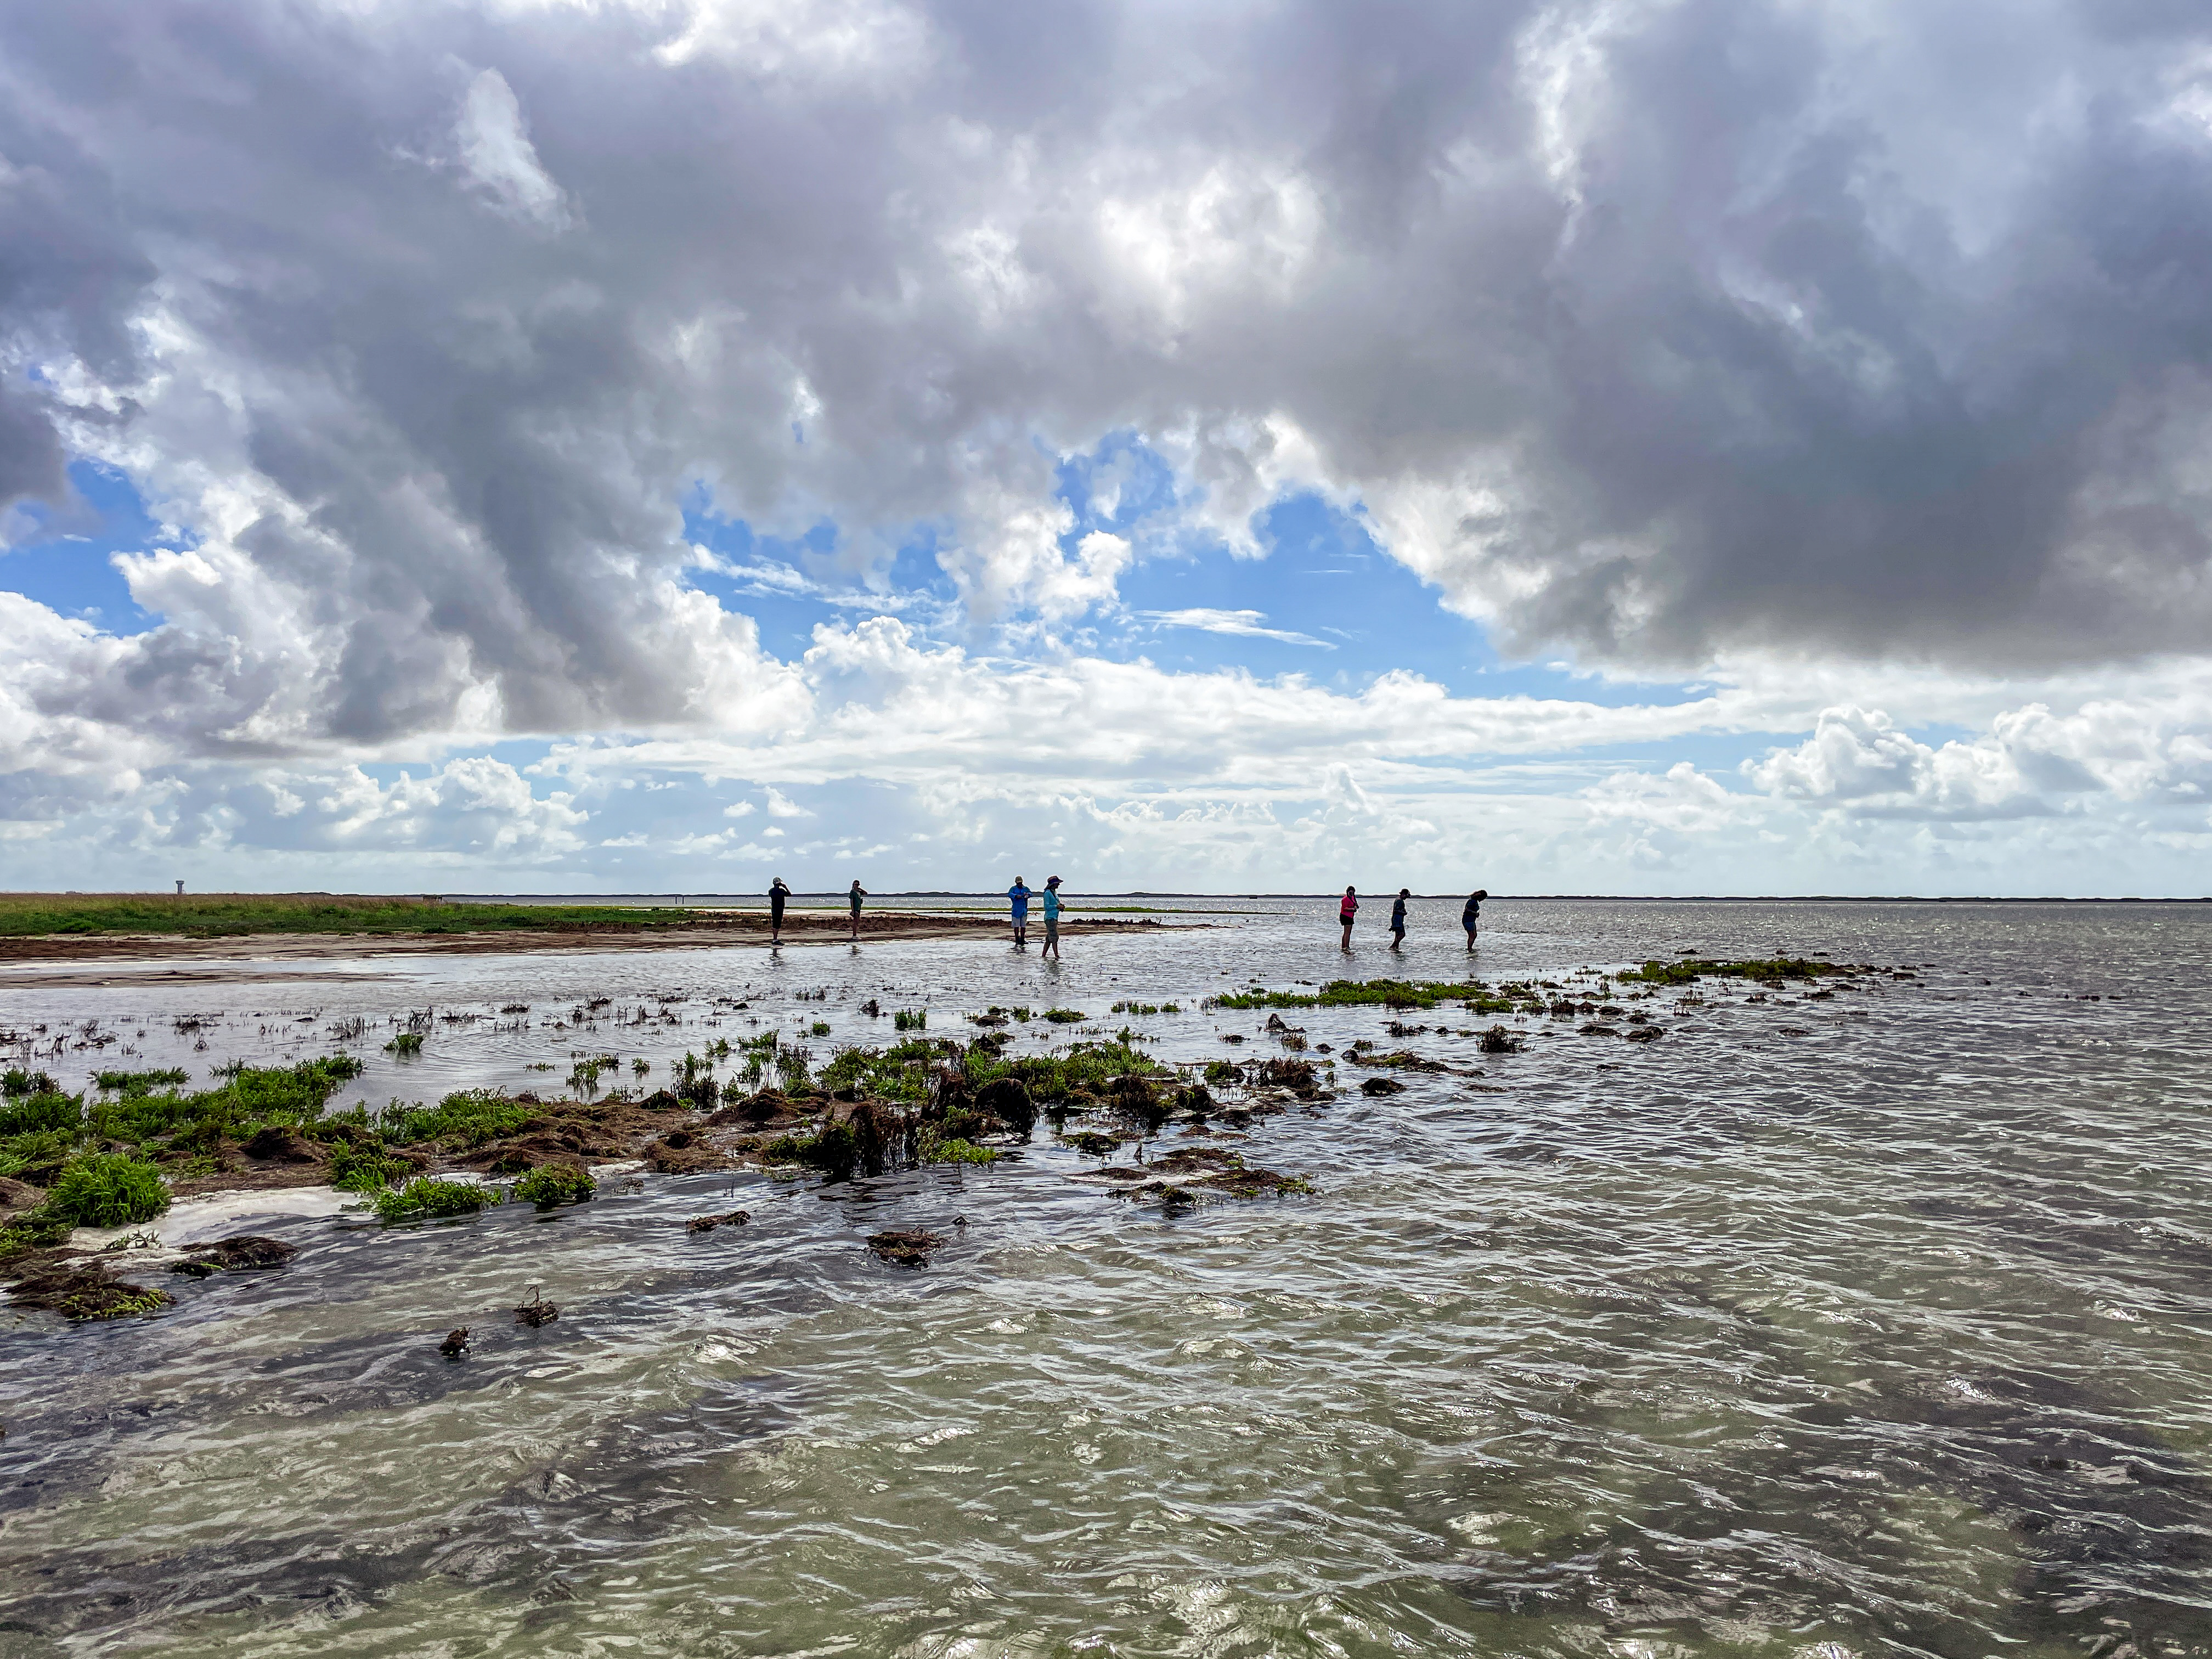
[{"xmin": 1, "ymin": 0, "xmax": 2210, "ymax": 761}]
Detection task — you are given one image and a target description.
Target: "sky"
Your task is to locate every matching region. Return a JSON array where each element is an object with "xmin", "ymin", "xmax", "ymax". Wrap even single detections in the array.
[{"xmin": 3, "ymin": 0, "xmax": 2212, "ymax": 897}]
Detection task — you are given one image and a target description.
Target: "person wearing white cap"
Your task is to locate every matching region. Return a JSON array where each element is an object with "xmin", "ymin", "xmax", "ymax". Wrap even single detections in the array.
[
  {"xmin": 768, "ymin": 876, "xmax": 791, "ymax": 945},
  {"xmin": 1041, "ymin": 876, "xmax": 1064, "ymax": 958}
]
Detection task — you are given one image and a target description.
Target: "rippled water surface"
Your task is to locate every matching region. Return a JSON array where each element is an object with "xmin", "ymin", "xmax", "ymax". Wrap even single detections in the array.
[{"xmin": 3, "ymin": 899, "xmax": 2210, "ymax": 1658}]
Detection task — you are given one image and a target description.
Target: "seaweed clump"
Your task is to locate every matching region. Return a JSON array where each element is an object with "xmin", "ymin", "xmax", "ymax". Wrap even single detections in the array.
[
  {"xmin": 867, "ymin": 1229, "xmax": 944, "ymax": 1267},
  {"xmin": 7, "ymin": 1263, "xmax": 171, "ymax": 1321},
  {"xmin": 1621, "ymin": 957, "xmax": 1855, "ymax": 986},
  {"xmin": 1212, "ymin": 979, "xmax": 1516, "ymax": 1014},
  {"xmin": 167, "ymin": 1235, "xmax": 298, "ymax": 1278}
]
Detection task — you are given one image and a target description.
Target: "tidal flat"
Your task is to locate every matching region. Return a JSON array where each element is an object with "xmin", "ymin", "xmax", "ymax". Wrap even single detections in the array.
[{"xmin": 0, "ymin": 896, "xmax": 2207, "ymax": 1658}]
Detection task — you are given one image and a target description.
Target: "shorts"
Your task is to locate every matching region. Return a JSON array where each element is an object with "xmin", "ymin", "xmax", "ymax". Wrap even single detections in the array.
[{"xmin": 1044, "ymin": 918, "xmax": 1059, "ymax": 945}]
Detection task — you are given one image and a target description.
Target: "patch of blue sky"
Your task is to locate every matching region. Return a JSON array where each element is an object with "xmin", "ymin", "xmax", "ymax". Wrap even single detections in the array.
[
  {"xmin": 1, "ymin": 459, "xmax": 174, "ymax": 635},
  {"xmin": 1054, "ymin": 431, "xmax": 1181, "ymax": 534},
  {"xmin": 681, "ymin": 494, "xmax": 952, "ymax": 658},
  {"xmin": 1094, "ymin": 492, "xmax": 1695, "ymax": 713}
]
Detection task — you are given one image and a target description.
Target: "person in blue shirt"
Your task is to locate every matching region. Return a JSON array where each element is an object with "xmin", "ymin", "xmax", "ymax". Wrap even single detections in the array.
[
  {"xmin": 1041, "ymin": 876, "xmax": 1064, "ymax": 958},
  {"xmin": 1462, "ymin": 888, "xmax": 1487, "ymax": 951},
  {"xmin": 1007, "ymin": 876, "xmax": 1032, "ymax": 949}
]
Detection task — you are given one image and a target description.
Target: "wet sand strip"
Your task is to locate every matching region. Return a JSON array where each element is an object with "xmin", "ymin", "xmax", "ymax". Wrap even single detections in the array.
[{"xmin": 0, "ymin": 912, "xmax": 1172, "ymax": 988}]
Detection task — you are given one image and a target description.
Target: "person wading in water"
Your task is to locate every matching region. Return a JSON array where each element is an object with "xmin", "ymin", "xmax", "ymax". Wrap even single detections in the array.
[
  {"xmin": 1462, "ymin": 888, "xmax": 1487, "ymax": 951},
  {"xmin": 1339, "ymin": 886, "xmax": 1358, "ymax": 950},
  {"xmin": 847, "ymin": 879, "xmax": 867, "ymax": 941},
  {"xmin": 1390, "ymin": 888, "xmax": 1409, "ymax": 949},
  {"xmin": 1041, "ymin": 876, "xmax": 1064, "ymax": 959},
  {"xmin": 1008, "ymin": 875, "xmax": 1032, "ymax": 949},
  {"xmin": 768, "ymin": 877, "xmax": 791, "ymax": 945}
]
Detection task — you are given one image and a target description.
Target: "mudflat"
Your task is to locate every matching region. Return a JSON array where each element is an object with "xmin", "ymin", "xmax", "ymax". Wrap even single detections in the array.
[{"xmin": 0, "ymin": 909, "xmax": 1167, "ymax": 987}]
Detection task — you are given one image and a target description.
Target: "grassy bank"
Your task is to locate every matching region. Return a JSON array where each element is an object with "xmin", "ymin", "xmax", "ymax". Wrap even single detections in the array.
[{"xmin": 0, "ymin": 893, "xmax": 702, "ymax": 939}]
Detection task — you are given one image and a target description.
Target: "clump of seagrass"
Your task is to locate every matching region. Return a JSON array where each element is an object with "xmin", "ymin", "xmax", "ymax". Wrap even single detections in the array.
[
  {"xmin": 515, "ymin": 1288, "xmax": 558, "ymax": 1328},
  {"xmin": 867, "ymin": 1229, "xmax": 944, "ymax": 1267},
  {"xmin": 685, "ymin": 1210, "xmax": 750, "ymax": 1233}
]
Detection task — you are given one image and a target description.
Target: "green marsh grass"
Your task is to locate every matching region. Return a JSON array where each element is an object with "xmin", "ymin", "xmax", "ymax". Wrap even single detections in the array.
[
  {"xmin": 46, "ymin": 1154, "xmax": 170, "ymax": 1227},
  {"xmin": 373, "ymin": 1178, "xmax": 495, "ymax": 1223},
  {"xmin": 0, "ymin": 892, "xmax": 707, "ymax": 939},
  {"xmin": 512, "ymin": 1164, "xmax": 595, "ymax": 1208}
]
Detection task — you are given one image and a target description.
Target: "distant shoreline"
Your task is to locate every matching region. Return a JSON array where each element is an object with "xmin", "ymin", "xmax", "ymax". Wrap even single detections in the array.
[{"xmin": 440, "ymin": 891, "xmax": 2212, "ymax": 904}]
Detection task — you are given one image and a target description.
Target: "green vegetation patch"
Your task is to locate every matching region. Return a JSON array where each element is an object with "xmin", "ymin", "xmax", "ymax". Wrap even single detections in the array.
[
  {"xmin": 1214, "ymin": 979, "xmax": 1513, "ymax": 1012},
  {"xmin": 0, "ymin": 893, "xmax": 709, "ymax": 940},
  {"xmin": 373, "ymin": 1178, "xmax": 496, "ymax": 1223},
  {"xmin": 47, "ymin": 1153, "xmax": 170, "ymax": 1227},
  {"xmin": 761, "ymin": 1123, "xmax": 861, "ymax": 1180},
  {"xmin": 369, "ymin": 1088, "xmax": 537, "ymax": 1150},
  {"xmin": 512, "ymin": 1164, "xmax": 596, "ymax": 1209},
  {"xmin": 820, "ymin": 1034, "xmax": 1165, "ymax": 1109},
  {"xmin": 86, "ymin": 1055, "xmax": 364, "ymax": 1155},
  {"xmin": 921, "ymin": 1137, "xmax": 998, "ymax": 1165},
  {"xmin": 1621, "ymin": 957, "xmax": 1853, "ymax": 986},
  {"xmin": 327, "ymin": 1140, "xmax": 408, "ymax": 1193},
  {"xmin": 0, "ymin": 1090, "xmax": 83, "ymax": 1139}
]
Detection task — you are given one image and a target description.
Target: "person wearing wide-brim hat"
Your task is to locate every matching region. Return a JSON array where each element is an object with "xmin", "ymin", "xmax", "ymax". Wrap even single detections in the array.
[{"xmin": 1041, "ymin": 876, "xmax": 1065, "ymax": 959}]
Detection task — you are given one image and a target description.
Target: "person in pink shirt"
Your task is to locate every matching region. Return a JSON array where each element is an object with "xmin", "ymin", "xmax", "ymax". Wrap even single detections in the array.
[{"xmin": 1339, "ymin": 886, "xmax": 1358, "ymax": 950}]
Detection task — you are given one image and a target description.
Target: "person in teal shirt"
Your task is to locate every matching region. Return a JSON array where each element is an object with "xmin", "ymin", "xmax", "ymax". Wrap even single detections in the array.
[{"xmin": 1041, "ymin": 876, "xmax": 1064, "ymax": 958}]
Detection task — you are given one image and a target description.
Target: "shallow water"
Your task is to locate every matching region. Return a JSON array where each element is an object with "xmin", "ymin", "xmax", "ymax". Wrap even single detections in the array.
[{"xmin": 3, "ymin": 899, "xmax": 2210, "ymax": 1658}]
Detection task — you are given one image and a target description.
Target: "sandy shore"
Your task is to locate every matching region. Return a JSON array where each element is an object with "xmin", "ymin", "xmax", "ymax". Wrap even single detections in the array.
[{"xmin": 0, "ymin": 911, "xmax": 1169, "ymax": 988}]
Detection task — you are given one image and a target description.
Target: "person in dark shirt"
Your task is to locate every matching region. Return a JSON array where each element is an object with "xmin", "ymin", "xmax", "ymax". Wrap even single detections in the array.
[
  {"xmin": 1390, "ymin": 889, "xmax": 1409, "ymax": 949},
  {"xmin": 1462, "ymin": 888, "xmax": 1487, "ymax": 951},
  {"xmin": 768, "ymin": 877, "xmax": 791, "ymax": 944},
  {"xmin": 847, "ymin": 879, "xmax": 867, "ymax": 941}
]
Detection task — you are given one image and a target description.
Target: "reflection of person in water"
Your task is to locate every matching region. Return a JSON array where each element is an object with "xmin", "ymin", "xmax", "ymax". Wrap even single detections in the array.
[
  {"xmin": 1339, "ymin": 886, "xmax": 1358, "ymax": 950},
  {"xmin": 769, "ymin": 877, "xmax": 791, "ymax": 945},
  {"xmin": 1462, "ymin": 888, "xmax": 1487, "ymax": 952}
]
